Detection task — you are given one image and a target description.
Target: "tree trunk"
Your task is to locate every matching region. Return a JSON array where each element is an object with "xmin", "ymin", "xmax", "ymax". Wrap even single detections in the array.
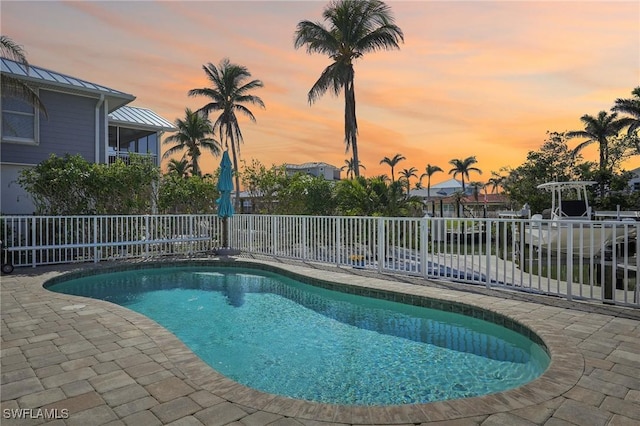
[{"xmin": 345, "ymin": 68, "xmax": 359, "ymax": 177}]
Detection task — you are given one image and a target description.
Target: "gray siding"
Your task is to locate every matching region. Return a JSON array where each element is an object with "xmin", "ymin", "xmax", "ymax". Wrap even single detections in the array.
[{"xmin": 1, "ymin": 89, "xmax": 103, "ymax": 165}]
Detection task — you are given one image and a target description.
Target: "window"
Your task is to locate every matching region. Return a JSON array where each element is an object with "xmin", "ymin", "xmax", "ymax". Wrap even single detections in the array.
[{"xmin": 1, "ymin": 96, "xmax": 38, "ymax": 144}]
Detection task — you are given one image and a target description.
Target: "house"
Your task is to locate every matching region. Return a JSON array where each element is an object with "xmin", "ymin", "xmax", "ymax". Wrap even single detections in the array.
[
  {"xmin": 409, "ymin": 178, "xmax": 468, "ymax": 200},
  {"xmin": 427, "ymin": 192, "xmax": 510, "ymax": 218},
  {"xmin": 409, "ymin": 178, "xmax": 510, "ymax": 217},
  {"xmin": 1, "ymin": 58, "xmax": 176, "ymax": 215},
  {"xmin": 285, "ymin": 162, "xmax": 341, "ymax": 181}
]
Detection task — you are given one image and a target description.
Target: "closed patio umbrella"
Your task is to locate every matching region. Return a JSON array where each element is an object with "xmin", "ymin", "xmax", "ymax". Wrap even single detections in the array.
[{"xmin": 216, "ymin": 150, "xmax": 236, "ymax": 253}]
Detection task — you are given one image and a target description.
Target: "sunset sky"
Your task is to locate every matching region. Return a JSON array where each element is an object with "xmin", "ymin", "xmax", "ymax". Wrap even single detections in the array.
[{"xmin": 2, "ymin": 1, "xmax": 639, "ymax": 185}]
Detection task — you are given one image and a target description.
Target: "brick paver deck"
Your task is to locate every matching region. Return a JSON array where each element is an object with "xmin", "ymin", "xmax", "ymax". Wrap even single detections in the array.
[{"xmin": 1, "ymin": 257, "xmax": 639, "ymax": 425}]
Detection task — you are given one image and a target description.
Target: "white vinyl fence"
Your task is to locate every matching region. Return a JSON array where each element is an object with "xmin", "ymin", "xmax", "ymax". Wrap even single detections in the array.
[
  {"xmin": 2, "ymin": 214, "xmax": 638, "ymax": 307},
  {"xmin": 1, "ymin": 215, "xmax": 220, "ymax": 266}
]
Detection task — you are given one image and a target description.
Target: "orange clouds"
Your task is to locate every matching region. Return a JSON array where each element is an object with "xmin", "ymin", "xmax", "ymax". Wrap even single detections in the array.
[{"xmin": 2, "ymin": 0, "xmax": 638, "ymax": 183}]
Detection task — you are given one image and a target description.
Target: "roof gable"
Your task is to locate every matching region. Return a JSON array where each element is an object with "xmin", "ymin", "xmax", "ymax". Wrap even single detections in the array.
[{"xmin": 432, "ymin": 178, "xmax": 462, "ymax": 189}]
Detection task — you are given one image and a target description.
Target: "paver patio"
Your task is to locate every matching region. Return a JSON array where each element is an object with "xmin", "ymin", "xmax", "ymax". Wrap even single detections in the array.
[{"xmin": 1, "ymin": 257, "xmax": 639, "ymax": 425}]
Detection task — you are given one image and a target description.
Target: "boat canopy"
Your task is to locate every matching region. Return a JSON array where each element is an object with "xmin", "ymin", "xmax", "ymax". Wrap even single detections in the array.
[
  {"xmin": 537, "ymin": 181, "xmax": 596, "ymax": 219},
  {"xmin": 537, "ymin": 181, "xmax": 597, "ymax": 192}
]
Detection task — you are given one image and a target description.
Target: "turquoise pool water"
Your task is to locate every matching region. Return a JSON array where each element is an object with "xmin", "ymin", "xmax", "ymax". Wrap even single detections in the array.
[{"xmin": 47, "ymin": 266, "xmax": 549, "ymax": 405}]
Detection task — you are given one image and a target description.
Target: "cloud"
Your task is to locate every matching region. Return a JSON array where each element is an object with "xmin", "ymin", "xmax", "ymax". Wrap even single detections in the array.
[{"xmin": 2, "ymin": 0, "xmax": 638, "ymax": 183}]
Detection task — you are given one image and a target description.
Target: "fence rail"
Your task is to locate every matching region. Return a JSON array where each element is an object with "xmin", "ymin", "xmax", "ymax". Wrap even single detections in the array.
[{"xmin": 2, "ymin": 214, "xmax": 638, "ymax": 307}]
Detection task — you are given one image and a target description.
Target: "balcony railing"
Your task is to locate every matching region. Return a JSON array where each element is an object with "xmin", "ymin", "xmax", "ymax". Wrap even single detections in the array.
[
  {"xmin": 2, "ymin": 214, "xmax": 638, "ymax": 307},
  {"xmin": 108, "ymin": 152, "xmax": 157, "ymax": 165}
]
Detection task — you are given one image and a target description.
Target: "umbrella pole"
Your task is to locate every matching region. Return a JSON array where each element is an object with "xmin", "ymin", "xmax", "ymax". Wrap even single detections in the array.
[{"xmin": 222, "ymin": 217, "xmax": 228, "ymax": 248}]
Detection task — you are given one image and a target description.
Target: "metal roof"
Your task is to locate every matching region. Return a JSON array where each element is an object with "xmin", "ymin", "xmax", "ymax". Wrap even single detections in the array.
[
  {"xmin": 286, "ymin": 162, "xmax": 338, "ymax": 169},
  {"xmin": 109, "ymin": 106, "xmax": 176, "ymax": 131},
  {"xmin": 1, "ymin": 57, "xmax": 135, "ymax": 111}
]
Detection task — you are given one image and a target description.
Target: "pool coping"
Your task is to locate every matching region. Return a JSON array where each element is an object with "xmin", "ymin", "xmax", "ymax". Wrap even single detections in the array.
[{"xmin": 40, "ymin": 258, "xmax": 583, "ymax": 424}]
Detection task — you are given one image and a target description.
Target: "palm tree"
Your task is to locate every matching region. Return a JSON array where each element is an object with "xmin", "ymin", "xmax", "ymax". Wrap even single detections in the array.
[
  {"xmin": 468, "ymin": 181, "xmax": 484, "ymax": 210},
  {"xmin": 566, "ymin": 111, "xmax": 628, "ymax": 173},
  {"xmin": 340, "ymin": 158, "xmax": 366, "ymax": 179},
  {"xmin": 612, "ymin": 87, "xmax": 640, "ymax": 133},
  {"xmin": 189, "ymin": 58, "xmax": 265, "ymax": 206},
  {"xmin": 166, "ymin": 158, "xmax": 192, "ymax": 178},
  {"xmin": 486, "ymin": 171, "xmax": 505, "ymax": 194},
  {"xmin": 399, "ymin": 167, "xmax": 418, "ymax": 195},
  {"xmin": 0, "ymin": 35, "xmax": 47, "ymax": 116},
  {"xmin": 448, "ymin": 156, "xmax": 482, "ymax": 191},
  {"xmin": 450, "ymin": 190, "xmax": 466, "ymax": 218},
  {"xmin": 419, "ymin": 164, "xmax": 443, "ymax": 201},
  {"xmin": 380, "ymin": 153, "xmax": 405, "ymax": 182},
  {"xmin": 612, "ymin": 87, "xmax": 640, "ymax": 152},
  {"xmin": 162, "ymin": 108, "xmax": 220, "ymax": 177},
  {"xmin": 294, "ymin": 0, "xmax": 403, "ymax": 177}
]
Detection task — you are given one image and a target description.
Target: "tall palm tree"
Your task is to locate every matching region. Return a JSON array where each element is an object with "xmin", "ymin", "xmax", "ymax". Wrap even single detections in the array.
[
  {"xmin": 166, "ymin": 158, "xmax": 193, "ymax": 178},
  {"xmin": 380, "ymin": 153, "xmax": 405, "ymax": 182},
  {"xmin": 189, "ymin": 58, "xmax": 265, "ymax": 206},
  {"xmin": 612, "ymin": 87, "xmax": 640, "ymax": 152},
  {"xmin": 566, "ymin": 111, "xmax": 628, "ymax": 173},
  {"xmin": 1, "ymin": 35, "xmax": 47, "ymax": 116},
  {"xmin": 340, "ymin": 158, "xmax": 366, "ymax": 179},
  {"xmin": 294, "ymin": 0, "xmax": 403, "ymax": 177},
  {"xmin": 612, "ymin": 87, "xmax": 640, "ymax": 133},
  {"xmin": 399, "ymin": 167, "xmax": 418, "ymax": 195},
  {"xmin": 419, "ymin": 164, "xmax": 443, "ymax": 201},
  {"xmin": 448, "ymin": 156, "xmax": 482, "ymax": 191},
  {"xmin": 162, "ymin": 108, "xmax": 220, "ymax": 177}
]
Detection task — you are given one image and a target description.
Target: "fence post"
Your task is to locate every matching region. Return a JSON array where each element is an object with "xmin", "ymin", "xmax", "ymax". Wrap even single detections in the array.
[
  {"xmin": 377, "ymin": 218, "xmax": 384, "ymax": 273},
  {"xmin": 485, "ymin": 219, "xmax": 492, "ymax": 288},
  {"xmin": 566, "ymin": 224, "xmax": 573, "ymax": 301},
  {"xmin": 248, "ymin": 216, "xmax": 254, "ymax": 253},
  {"xmin": 31, "ymin": 217, "xmax": 37, "ymax": 268},
  {"xmin": 93, "ymin": 217, "xmax": 99, "ymax": 263},
  {"xmin": 145, "ymin": 215, "xmax": 150, "ymax": 258},
  {"xmin": 189, "ymin": 215, "xmax": 194, "ymax": 254},
  {"xmin": 333, "ymin": 217, "xmax": 341, "ymax": 266},
  {"xmin": 302, "ymin": 218, "xmax": 307, "ymax": 260},
  {"xmin": 421, "ymin": 217, "xmax": 428, "ymax": 279},
  {"xmin": 272, "ymin": 216, "xmax": 277, "ymax": 256}
]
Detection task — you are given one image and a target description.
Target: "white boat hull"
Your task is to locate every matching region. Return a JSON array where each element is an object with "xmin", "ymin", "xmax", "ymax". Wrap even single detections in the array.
[{"xmin": 521, "ymin": 222, "xmax": 629, "ymax": 256}]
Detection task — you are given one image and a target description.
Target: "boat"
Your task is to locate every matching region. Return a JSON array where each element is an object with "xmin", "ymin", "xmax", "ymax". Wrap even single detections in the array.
[{"xmin": 519, "ymin": 181, "xmax": 635, "ymax": 257}]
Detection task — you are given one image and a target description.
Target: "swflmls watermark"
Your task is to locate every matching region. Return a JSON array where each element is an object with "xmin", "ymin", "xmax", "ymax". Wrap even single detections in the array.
[{"xmin": 3, "ymin": 408, "xmax": 69, "ymax": 420}]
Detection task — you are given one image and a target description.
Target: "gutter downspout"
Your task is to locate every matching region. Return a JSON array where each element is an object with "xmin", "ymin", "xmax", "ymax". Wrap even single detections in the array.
[{"xmin": 95, "ymin": 94, "xmax": 105, "ymax": 163}]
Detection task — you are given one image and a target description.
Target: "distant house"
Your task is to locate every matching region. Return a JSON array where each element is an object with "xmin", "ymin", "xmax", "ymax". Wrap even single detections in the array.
[
  {"xmin": 285, "ymin": 162, "xmax": 341, "ymax": 181},
  {"xmin": 409, "ymin": 178, "xmax": 510, "ymax": 217},
  {"xmin": 1, "ymin": 58, "xmax": 176, "ymax": 215},
  {"xmin": 409, "ymin": 178, "xmax": 468, "ymax": 200}
]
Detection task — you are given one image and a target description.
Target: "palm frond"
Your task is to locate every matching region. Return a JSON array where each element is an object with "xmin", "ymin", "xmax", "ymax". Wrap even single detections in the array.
[
  {"xmin": 294, "ymin": 21, "xmax": 339, "ymax": 56},
  {"xmin": 1, "ymin": 76, "xmax": 48, "ymax": 117},
  {"xmin": 308, "ymin": 62, "xmax": 344, "ymax": 103},
  {"xmin": 0, "ymin": 35, "xmax": 28, "ymax": 65}
]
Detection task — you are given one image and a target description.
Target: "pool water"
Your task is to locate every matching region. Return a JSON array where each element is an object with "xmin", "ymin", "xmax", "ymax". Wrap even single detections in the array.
[{"xmin": 48, "ymin": 266, "xmax": 550, "ymax": 405}]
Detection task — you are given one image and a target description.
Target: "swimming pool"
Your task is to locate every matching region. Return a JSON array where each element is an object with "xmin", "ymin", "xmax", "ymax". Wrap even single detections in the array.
[{"xmin": 46, "ymin": 264, "xmax": 550, "ymax": 406}]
